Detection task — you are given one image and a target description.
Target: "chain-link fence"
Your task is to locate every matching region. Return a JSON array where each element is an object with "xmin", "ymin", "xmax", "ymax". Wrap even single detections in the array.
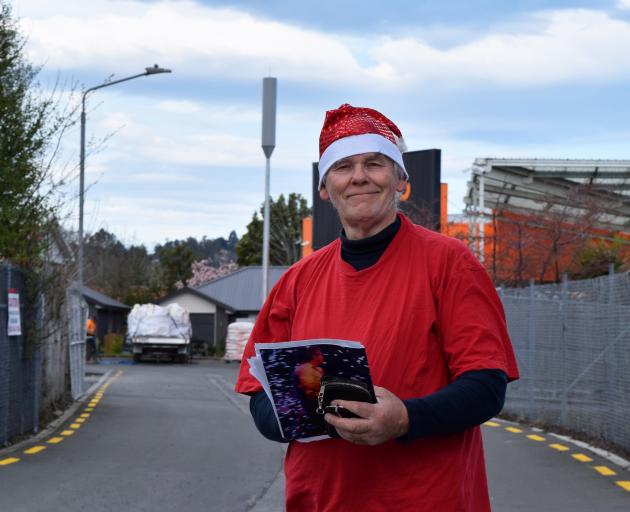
[
  {"xmin": 0, "ymin": 264, "xmax": 39, "ymax": 446},
  {"xmin": 67, "ymin": 285, "xmax": 85, "ymax": 399},
  {"xmin": 500, "ymin": 269, "xmax": 630, "ymax": 454}
]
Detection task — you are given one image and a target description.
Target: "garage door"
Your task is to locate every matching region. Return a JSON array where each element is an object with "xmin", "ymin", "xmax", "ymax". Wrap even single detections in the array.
[{"xmin": 189, "ymin": 313, "xmax": 215, "ymax": 346}]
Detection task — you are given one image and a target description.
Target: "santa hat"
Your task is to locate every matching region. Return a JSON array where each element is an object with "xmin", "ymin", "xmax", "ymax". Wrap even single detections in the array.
[{"xmin": 318, "ymin": 103, "xmax": 408, "ymax": 189}]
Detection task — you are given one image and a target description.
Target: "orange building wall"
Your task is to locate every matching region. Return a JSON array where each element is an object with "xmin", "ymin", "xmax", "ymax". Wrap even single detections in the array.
[
  {"xmin": 301, "ymin": 216, "xmax": 313, "ymax": 259},
  {"xmin": 446, "ymin": 212, "xmax": 630, "ymax": 284}
]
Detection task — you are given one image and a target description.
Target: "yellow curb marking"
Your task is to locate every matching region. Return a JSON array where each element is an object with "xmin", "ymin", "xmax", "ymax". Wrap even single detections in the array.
[
  {"xmin": 61, "ymin": 430, "xmax": 74, "ymax": 436},
  {"xmin": 70, "ymin": 423, "xmax": 81, "ymax": 429},
  {"xmin": 80, "ymin": 413, "xmax": 90, "ymax": 418},
  {"xmin": 484, "ymin": 421, "xmax": 500, "ymax": 427},
  {"xmin": 527, "ymin": 435, "xmax": 546, "ymax": 442},
  {"xmin": 75, "ymin": 418, "xmax": 86, "ymax": 423},
  {"xmin": 549, "ymin": 443, "xmax": 570, "ymax": 451},
  {"xmin": 505, "ymin": 427, "xmax": 522, "ymax": 433},
  {"xmin": 85, "ymin": 408, "xmax": 94, "ymax": 412},
  {"xmin": 616, "ymin": 481, "xmax": 630, "ymax": 492},
  {"xmin": 572, "ymin": 453, "xmax": 593, "ymax": 462},
  {"xmin": 594, "ymin": 465, "xmax": 616, "ymax": 476},
  {"xmin": 0, "ymin": 457, "xmax": 20, "ymax": 466},
  {"xmin": 24, "ymin": 446, "xmax": 47, "ymax": 454},
  {"xmin": 47, "ymin": 437, "xmax": 64, "ymax": 444}
]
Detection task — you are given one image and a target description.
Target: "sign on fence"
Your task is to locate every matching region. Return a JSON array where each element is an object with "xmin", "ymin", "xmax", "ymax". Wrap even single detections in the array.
[{"xmin": 7, "ymin": 288, "xmax": 22, "ymax": 336}]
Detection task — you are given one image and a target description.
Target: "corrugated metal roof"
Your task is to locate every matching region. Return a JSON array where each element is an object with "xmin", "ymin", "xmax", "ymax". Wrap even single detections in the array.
[
  {"xmin": 464, "ymin": 158, "xmax": 630, "ymax": 232},
  {"xmin": 81, "ymin": 285, "xmax": 130, "ymax": 310},
  {"xmin": 196, "ymin": 266, "xmax": 289, "ymax": 312}
]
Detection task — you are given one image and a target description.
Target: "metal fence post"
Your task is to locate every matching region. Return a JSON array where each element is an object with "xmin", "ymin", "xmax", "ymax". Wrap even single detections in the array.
[
  {"xmin": 606, "ymin": 264, "xmax": 616, "ymax": 438},
  {"xmin": 33, "ymin": 293, "xmax": 44, "ymax": 434},
  {"xmin": 0, "ymin": 265, "xmax": 9, "ymax": 445},
  {"xmin": 528, "ymin": 279, "xmax": 536, "ymax": 414},
  {"xmin": 560, "ymin": 273, "xmax": 569, "ymax": 426}
]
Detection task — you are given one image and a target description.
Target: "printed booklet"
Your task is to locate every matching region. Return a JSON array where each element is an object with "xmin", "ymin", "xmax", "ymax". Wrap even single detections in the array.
[{"xmin": 248, "ymin": 339, "xmax": 376, "ymax": 442}]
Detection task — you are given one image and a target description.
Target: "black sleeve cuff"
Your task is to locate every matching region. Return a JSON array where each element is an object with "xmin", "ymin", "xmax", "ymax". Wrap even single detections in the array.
[
  {"xmin": 399, "ymin": 369, "xmax": 507, "ymax": 442},
  {"xmin": 249, "ymin": 390, "xmax": 289, "ymax": 443}
]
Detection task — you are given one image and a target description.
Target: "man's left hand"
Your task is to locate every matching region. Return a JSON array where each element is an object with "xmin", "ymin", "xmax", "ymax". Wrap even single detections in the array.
[{"xmin": 324, "ymin": 386, "xmax": 409, "ymax": 445}]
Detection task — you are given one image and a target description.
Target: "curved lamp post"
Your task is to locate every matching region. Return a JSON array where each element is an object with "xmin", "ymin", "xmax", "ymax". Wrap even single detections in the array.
[{"xmin": 78, "ymin": 65, "xmax": 171, "ymax": 292}]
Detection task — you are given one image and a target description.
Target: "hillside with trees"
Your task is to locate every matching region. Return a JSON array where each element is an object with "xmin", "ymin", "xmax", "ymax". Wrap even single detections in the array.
[{"xmin": 80, "ymin": 229, "xmax": 240, "ymax": 304}]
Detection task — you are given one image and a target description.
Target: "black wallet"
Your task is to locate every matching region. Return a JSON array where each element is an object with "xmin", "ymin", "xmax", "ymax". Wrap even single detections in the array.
[{"xmin": 315, "ymin": 376, "xmax": 376, "ymax": 438}]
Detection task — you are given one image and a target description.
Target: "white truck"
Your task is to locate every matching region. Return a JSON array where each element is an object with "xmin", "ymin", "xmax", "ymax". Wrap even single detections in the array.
[{"xmin": 127, "ymin": 303, "xmax": 192, "ymax": 363}]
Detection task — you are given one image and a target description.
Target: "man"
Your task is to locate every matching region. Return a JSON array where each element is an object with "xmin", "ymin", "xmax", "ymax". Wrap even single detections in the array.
[{"xmin": 236, "ymin": 103, "xmax": 519, "ymax": 511}]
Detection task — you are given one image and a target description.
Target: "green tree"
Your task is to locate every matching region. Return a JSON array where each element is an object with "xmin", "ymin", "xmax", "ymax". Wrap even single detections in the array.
[
  {"xmin": 236, "ymin": 212, "xmax": 263, "ymax": 266},
  {"xmin": 569, "ymin": 238, "xmax": 628, "ymax": 280},
  {"xmin": 0, "ymin": 2, "xmax": 77, "ymax": 265},
  {"xmin": 236, "ymin": 193, "xmax": 311, "ymax": 266},
  {"xmin": 159, "ymin": 244, "xmax": 195, "ymax": 291},
  {"xmin": 83, "ymin": 228, "xmax": 159, "ymax": 303},
  {"xmin": 154, "ymin": 231, "xmax": 239, "ymax": 266}
]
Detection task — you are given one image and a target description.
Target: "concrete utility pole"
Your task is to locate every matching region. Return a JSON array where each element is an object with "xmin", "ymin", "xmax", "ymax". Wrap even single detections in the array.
[{"xmin": 261, "ymin": 77, "xmax": 277, "ymax": 304}]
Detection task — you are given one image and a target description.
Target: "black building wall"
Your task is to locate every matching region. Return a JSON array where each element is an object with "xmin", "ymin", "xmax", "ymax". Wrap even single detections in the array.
[{"xmin": 311, "ymin": 149, "xmax": 441, "ymax": 250}]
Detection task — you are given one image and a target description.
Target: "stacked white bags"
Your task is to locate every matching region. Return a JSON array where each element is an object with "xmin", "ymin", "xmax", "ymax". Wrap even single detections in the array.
[
  {"xmin": 224, "ymin": 321, "xmax": 254, "ymax": 361},
  {"xmin": 127, "ymin": 303, "xmax": 192, "ymax": 339}
]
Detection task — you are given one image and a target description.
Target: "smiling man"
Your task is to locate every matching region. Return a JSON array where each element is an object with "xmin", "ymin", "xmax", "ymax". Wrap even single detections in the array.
[{"xmin": 236, "ymin": 103, "xmax": 519, "ymax": 511}]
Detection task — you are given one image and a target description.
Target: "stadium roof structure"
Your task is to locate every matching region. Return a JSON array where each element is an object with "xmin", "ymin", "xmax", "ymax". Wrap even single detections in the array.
[{"xmin": 464, "ymin": 158, "xmax": 630, "ymax": 232}]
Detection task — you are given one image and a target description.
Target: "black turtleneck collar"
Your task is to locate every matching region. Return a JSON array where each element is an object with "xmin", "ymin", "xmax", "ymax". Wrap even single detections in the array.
[{"xmin": 340, "ymin": 215, "xmax": 401, "ymax": 271}]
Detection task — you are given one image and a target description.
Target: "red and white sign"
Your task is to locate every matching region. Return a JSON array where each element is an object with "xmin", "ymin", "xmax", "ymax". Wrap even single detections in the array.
[{"xmin": 7, "ymin": 288, "xmax": 22, "ymax": 336}]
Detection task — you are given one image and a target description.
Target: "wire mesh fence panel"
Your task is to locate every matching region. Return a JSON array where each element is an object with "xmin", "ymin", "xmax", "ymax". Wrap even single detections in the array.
[
  {"xmin": 501, "ymin": 270, "xmax": 630, "ymax": 454},
  {"xmin": 0, "ymin": 264, "xmax": 39, "ymax": 446},
  {"xmin": 67, "ymin": 286, "xmax": 85, "ymax": 399}
]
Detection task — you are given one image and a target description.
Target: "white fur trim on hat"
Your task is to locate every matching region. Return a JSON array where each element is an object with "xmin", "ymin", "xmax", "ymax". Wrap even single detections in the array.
[{"xmin": 318, "ymin": 133, "xmax": 408, "ymax": 189}]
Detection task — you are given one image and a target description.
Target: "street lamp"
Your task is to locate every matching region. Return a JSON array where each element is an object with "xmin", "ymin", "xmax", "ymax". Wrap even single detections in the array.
[{"xmin": 77, "ymin": 65, "xmax": 171, "ymax": 294}]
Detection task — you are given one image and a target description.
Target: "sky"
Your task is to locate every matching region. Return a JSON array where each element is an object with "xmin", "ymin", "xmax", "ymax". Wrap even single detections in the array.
[{"xmin": 13, "ymin": 0, "xmax": 630, "ymax": 249}]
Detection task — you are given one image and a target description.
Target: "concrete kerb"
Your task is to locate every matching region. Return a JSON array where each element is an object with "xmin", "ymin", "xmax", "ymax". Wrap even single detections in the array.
[{"xmin": 0, "ymin": 369, "xmax": 113, "ymax": 457}]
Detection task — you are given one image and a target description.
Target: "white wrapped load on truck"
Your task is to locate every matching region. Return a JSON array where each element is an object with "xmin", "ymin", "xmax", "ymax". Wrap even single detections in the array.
[
  {"xmin": 128, "ymin": 303, "xmax": 192, "ymax": 363},
  {"xmin": 224, "ymin": 321, "xmax": 254, "ymax": 362}
]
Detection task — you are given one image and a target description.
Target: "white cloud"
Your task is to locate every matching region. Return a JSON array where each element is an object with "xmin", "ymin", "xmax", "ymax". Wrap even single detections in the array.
[
  {"xmin": 617, "ymin": 0, "xmax": 630, "ymax": 10},
  {"xmin": 88, "ymin": 194, "xmax": 257, "ymax": 244},
  {"xmin": 156, "ymin": 100, "xmax": 201, "ymax": 114},
  {"xmin": 18, "ymin": 2, "xmax": 630, "ymax": 89},
  {"xmin": 20, "ymin": 1, "xmax": 376, "ymax": 86},
  {"xmin": 373, "ymin": 9, "xmax": 630, "ymax": 87},
  {"xmin": 140, "ymin": 133, "xmax": 259, "ymax": 167}
]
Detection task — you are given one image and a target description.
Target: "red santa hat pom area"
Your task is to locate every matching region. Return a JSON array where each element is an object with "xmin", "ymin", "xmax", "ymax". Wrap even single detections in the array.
[{"xmin": 318, "ymin": 103, "xmax": 408, "ymax": 189}]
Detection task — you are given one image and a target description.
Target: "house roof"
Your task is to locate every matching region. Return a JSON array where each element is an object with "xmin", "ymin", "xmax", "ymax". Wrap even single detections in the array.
[
  {"xmin": 157, "ymin": 286, "xmax": 234, "ymax": 312},
  {"xmin": 196, "ymin": 266, "xmax": 288, "ymax": 312},
  {"xmin": 81, "ymin": 285, "xmax": 130, "ymax": 311}
]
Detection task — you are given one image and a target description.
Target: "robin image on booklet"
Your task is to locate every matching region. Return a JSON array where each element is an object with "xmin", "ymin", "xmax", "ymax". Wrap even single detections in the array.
[{"xmin": 236, "ymin": 103, "xmax": 519, "ymax": 512}]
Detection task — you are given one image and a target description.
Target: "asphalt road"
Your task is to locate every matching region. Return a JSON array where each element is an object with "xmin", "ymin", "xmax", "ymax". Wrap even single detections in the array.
[
  {"xmin": 0, "ymin": 360, "xmax": 284, "ymax": 512},
  {"xmin": 1, "ymin": 359, "xmax": 629, "ymax": 511}
]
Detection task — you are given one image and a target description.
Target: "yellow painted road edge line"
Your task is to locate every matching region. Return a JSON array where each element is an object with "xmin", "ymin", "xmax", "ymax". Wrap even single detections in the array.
[
  {"xmin": 24, "ymin": 446, "xmax": 47, "ymax": 455},
  {"xmin": 0, "ymin": 371, "xmax": 124, "ymax": 468},
  {"xmin": 483, "ymin": 418, "xmax": 630, "ymax": 492}
]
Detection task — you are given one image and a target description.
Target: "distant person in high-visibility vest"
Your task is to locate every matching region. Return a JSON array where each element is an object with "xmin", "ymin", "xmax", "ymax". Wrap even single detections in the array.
[{"xmin": 86, "ymin": 316, "xmax": 98, "ymax": 362}]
